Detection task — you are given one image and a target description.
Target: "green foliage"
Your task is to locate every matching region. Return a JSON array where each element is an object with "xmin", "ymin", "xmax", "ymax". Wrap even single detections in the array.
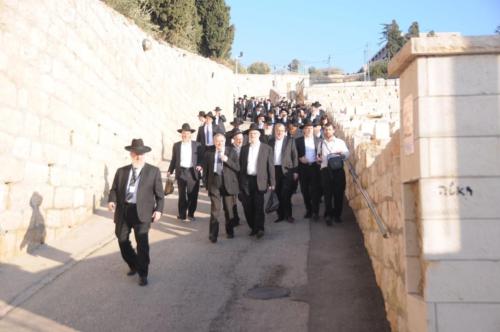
[
  {"xmin": 247, "ymin": 62, "xmax": 271, "ymax": 74},
  {"xmin": 308, "ymin": 66, "xmax": 343, "ymax": 76},
  {"xmin": 147, "ymin": 0, "xmax": 201, "ymax": 52},
  {"xmin": 369, "ymin": 61, "xmax": 388, "ymax": 80},
  {"xmin": 380, "ymin": 19, "xmax": 406, "ymax": 59},
  {"xmin": 406, "ymin": 21, "xmax": 420, "ymax": 39},
  {"xmin": 287, "ymin": 58, "xmax": 300, "ymax": 72},
  {"xmin": 196, "ymin": 0, "xmax": 235, "ymax": 59},
  {"xmin": 105, "ymin": 0, "xmax": 158, "ymax": 35}
]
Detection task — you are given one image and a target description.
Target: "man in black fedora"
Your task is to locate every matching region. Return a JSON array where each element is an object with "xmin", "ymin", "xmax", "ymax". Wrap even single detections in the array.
[
  {"xmin": 214, "ymin": 106, "xmax": 226, "ymax": 133},
  {"xmin": 108, "ymin": 139, "xmax": 164, "ymax": 286},
  {"xmin": 196, "ymin": 111, "xmax": 216, "ymax": 153},
  {"xmin": 225, "ymin": 117, "xmax": 247, "ymax": 146},
  {"xmin": 168, "ymin": 123, "xmax": 203, "ymax": 222},
  {"xmin": 307, "ymin": 101, "xmax": 325, "ymax": 122},
  {"xmin": 239, "ymin": 123, "xmax": 275, "ymax": 238},
  {"xmin": 203, "ymin": 131, "xmax": 240, "ymax": 243},
  {"xmin": 296, "ymin": 119, "xmax": 321, "ymax": 220}
]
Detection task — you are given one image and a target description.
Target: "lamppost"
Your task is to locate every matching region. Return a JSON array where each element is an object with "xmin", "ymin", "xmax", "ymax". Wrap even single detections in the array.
[{"xmin": 235, "ymin": 51, "xmax": 243, "ymax": 74}]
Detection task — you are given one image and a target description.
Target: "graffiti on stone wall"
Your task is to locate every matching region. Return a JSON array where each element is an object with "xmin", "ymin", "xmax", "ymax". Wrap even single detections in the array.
[{"xmin": 438, "ymin": 181, "xmax": 473, "ymax": 197}]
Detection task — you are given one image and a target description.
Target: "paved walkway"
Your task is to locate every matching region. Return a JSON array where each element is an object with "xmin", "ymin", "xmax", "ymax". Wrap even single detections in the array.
[{"xmin": 0, "ymin": 163, "xmax": 389, "ymax": 332}]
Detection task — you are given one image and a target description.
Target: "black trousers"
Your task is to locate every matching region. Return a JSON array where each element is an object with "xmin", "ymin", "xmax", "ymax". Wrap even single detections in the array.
[
  {"xmin": 115, "ymin": 204, "xmax": 150, "ymax": 277},
  {"xmin": 241, "ymin": 176, "xmax": 265, "ymax": 232},
  {"xmin": 275, "ymin": 166, "xmax": 293, "ymax": 219},
  {"xmin": 177, "ymin": 167, "xmax": 200, "ymax": 218},
  {"xmin": 209, "ymin": 175, "xmax": 237, "ymax": 239},
  {"xmin": 321, "ymin": 167, "xmax": 346, "ymax": 218},
  {"xmin": 299, "ymin": 163, "xmax": 321, "ymax": 215}
]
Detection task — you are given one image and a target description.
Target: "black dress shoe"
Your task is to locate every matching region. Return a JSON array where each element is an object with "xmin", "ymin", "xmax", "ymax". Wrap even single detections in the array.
[
  {"xmin": 188, "ymin": 215, "xmax": 196, "ymax": 222},
  {"xmin": 304, "ymin": 212, "xmax": 312, "ymax": 219},
  {"xmin": 273, "ymin": 218, "xmax": 284, "ymax": 223},
  {"xmin": 325, "ymin": 218, "xmax": 333, "ymax": 226},
  {"xmin": 227, "ymin": 233, "xmax": 234, "ymax": 239},
  {"xmin": 249, "ymin": 230, "xmax": 258, "ymax": 236},
  {"xmin": 209, "ymin": 236, "xmax": 217, "ymax": 243},
  {"xmin": 256, "ymin": 230, "xmax": 265, "ymax": 239},
  {"xmin": 127, "ymin": 269, "xmax": 137, "ymax": 276},
  {"xmin": 177, "ymin": 215, "xmax": 186, "ymax": 220},
  {"xmin": 312, "ymin": 214, "xmax": 319, "ymax": 222},
  {"xmin": 287, "ymin": 217, "xmax": 295, "ymax": 223},
  {"xmin": 138, "ymin": 276, "xmax": 148, "ymax": 286}
]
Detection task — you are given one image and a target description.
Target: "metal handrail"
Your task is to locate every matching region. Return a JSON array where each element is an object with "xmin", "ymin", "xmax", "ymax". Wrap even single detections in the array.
[{"xmin": 346, "ymin": 160, "xmax": 389, "ymax": 238}]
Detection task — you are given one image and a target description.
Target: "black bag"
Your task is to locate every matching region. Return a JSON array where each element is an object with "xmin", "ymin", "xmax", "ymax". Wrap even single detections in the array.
[
  {"xmin": 265, "ymin": 190, "xmax": 280, "ymax": 213},
  {"xmin": 327, "ymin": 154, "xmax": 344, "ymax": 171}
]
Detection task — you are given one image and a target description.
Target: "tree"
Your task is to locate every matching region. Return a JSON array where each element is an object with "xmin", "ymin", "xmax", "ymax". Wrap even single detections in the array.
[
  {"xmin": 287, "ymin": 58, "xmax": 300, "ymax": 72},
  {"xmin": 380, "ymin": 20, "xmax": 406, "ymax": 59},
  {"xmin": 147, "ymin": 0, "xmax": 202, "ymax": 52},
  {"xmin": 405, "ymin": 21, "xmax": 420, "ymax": 39},
  {"xmin": 247, "ymin": 62, "xmax": 271, "ymax": 74},
  {"xmin": 196, "ymin": 0, "xmax": 234, "ymax": 59},
  {"xmin": 370, "ymin": 61, "xmax": 388, "ymax": 80}
]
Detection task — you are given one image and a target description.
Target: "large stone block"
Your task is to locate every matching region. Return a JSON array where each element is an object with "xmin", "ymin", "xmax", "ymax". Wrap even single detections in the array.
[
  {"xmin": 0, "ymin": 72, "xmax": 17, "ymax": 109},
  {"xmin": 426, "ymin": 261, "xmax": 500, "ymax": 302},
  {"xmin": 423, "ymin": 219, "xmax": 500, "ymax": 260},
  {"xmin": 436, "ymin": 303, "xmax": 500, "ymax": 332},
  {"xmin": 0, "ymin": 155, "xmax": 25, "ymax": 183},
  {"xmin": 53, "ymin": 187, "xmax": 74, "ymax": 209},
  {"xmin": 419, "ymin": 136, "xmax": 500, "ymax": 177},
  {"xmin": 417, "ymin": 95, "xmax": 500, "ymax": 138},
  {"xmin": 419, "ymin": 177, "xmax": 500, "ymax": 219}
]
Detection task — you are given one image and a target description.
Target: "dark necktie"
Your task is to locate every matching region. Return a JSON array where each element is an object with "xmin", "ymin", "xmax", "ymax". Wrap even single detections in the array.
[
  {"xmin": 216, "ymin": 152, "xmax": 223, "ymax": 174},
  {"xmin": 126, "ymin": 167, "xmax": 137, "ymax": 201}
]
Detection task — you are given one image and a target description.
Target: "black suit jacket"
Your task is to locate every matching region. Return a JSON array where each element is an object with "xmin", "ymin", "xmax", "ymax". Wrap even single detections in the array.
[
  {"xmin": 167, "ymin": 141, "xmax": 203, "ymax": 180},
  {"xmin": 296, "ymin": 135, "xmax": 321, "ymax": 168},
  {"xmin": 196, "ymin": 124, "xmax": 217, "ymax": 147},
  {"xmin": 109, "ymin": 163, "xmax": 164, "ymax": 224},
  {"xmin": 239, "ymin": 143, "xmax": 275, "ymax": 194},
  {"xmin": 268, "ymin": 136, "xmax": 298, "ymax": 175},
  {"xmin": 214, "ymin": 115, "xmax": 226, "ymax": 133},
  {"xmin": 203, "ymin": 148, "xmax": 240, "ymax": 195}
]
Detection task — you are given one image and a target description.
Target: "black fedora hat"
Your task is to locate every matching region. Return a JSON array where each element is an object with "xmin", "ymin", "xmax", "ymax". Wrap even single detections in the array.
[
  {"xmin": 177, "ymin": 123, "xmax": 196, "ymax": 133},
  {"xmin": 300, "ymin": 118, "xmax": 314, "ymax": 129},
  {"xmin": 198, "ymin": 111, "xmax": 206, "ymax": 117},
  {"xmin": 214, "ymin": 106, "xmax": 222, "ymax": 112},
  {"xmin": 230, "ymin": 118, "xmax": 244, "ymax": 126},
  {"xmin": 312, "ymin": 101, "xmax": 321, "ymax": 107},
  {"xmin": 125, "ymin": 138, "xmax": 151, "ymax": 154},
  {"xmin": 243, "ymin": 123, "xmax": 264, "ymax": 135},
  {"xmin": 205, "ymin": 111, "xmax": 215, "ymax": 119}
]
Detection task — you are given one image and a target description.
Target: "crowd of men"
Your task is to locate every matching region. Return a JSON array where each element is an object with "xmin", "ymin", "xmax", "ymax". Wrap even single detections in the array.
[
  {"xmin": 108, "ymin": 97, "xmax": 350, "ymax": 285},
  {"xmin": 168, "ymin": 97, "xmax": 350, "ymax": 243}
]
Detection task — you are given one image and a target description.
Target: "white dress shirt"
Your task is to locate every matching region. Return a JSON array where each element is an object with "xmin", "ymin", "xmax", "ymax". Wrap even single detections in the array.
[
  {"xmin": 274, "ymin": 138, "xmax": 284, "ymax": 166},
  {"xmin": 319, "ymin": 137, "xmax": 349, "ymax": 169},
  {"xmin": 247, "ymin": 141, "xmax": 260, "ymax": 175},
  {"xmin": 126, "ymin": 165, "xmax": 143, "ymax": 203},
  {"xmin": 304, "ymin": 136, "xmax": 316, "ymax": 163},
  {"xmin": 214, "ymin": 149, "xmax": 224, "ymax": 174},
  {"xmin": 205, "ymin": 125, "xmax": 213, "ymax": 146},
  {"xmin": 180, "ymin": 141, "xmax": 193, "ymax": 168}
]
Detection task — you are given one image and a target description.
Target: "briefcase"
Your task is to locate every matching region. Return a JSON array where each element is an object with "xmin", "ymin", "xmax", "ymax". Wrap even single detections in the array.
[
  {"xmin": 164, "ymin": 176, "xmax": 174, "ymax": 196},
  {"xmin": 265, "ymin": 190, "xmax": 280, "ymax": 213}
]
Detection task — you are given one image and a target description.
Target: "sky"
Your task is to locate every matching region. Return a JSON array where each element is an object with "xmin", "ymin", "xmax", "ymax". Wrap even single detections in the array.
[{"xmin": 225, "ymin": 0, "xmax": 500, "ymax": 73}]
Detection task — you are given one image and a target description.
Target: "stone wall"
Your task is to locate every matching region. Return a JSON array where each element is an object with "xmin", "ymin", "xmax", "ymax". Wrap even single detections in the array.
[
  {"xmin": 320, "ymin": 80, "xmax": 406, "ymax": 331},
  {"xmin": 235, "ymin": 73, "xmax": 308, "ymax": 99},
  {"xmin": 0, "ymin": 0, "xmax": 234, "ymax": 260}
]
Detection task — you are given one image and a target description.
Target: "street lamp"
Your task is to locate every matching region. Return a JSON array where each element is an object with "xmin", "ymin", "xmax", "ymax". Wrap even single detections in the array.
[{"xmin": 235, "ymin": 51, "xmax": 243, "ymax": 74}]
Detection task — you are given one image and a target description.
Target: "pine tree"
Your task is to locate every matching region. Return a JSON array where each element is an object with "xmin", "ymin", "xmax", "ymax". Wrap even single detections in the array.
[
  {"xmin": 196, "ymin": 0, "xmax": 234, "ymax": 59},
  {"xmin": 380, "ymin": 20, "xmax": 406, "ymax": 59},
  {"xmin": 406, "ymin": 21, "xmax": 420, "ymax": 39},
  {"xmin": 147, "ymin": 0, "xmax": 202, "ymax": 52}
]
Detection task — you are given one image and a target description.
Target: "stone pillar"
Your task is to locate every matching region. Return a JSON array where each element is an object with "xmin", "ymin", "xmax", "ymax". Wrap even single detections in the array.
[{"xmin": 389, "ymin": 35, "xmax": 500, "ymax": 332}]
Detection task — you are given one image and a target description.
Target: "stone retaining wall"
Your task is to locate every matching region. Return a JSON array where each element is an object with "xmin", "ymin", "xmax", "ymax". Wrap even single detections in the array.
[{"xmin": 0, "ymin": 0, "xmax": 234, "ymax": 260}]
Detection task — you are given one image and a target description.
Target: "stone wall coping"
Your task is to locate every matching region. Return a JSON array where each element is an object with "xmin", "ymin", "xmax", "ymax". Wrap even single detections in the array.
[{"xmin": 388, "ymin": 35, "xmax": 500, "ymax": 77}]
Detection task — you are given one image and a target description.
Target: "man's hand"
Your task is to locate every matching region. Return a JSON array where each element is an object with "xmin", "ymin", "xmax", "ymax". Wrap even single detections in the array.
[
  {"xmin": 293, "ymin": 173, "xmax": 299, "ymax": 181},
  {"xmin": 269, "ymin": 186, "xmax": 275, "ymax": 191},
  {"xmin": 167, "ymin": 171, "xmax": 171, "ymax": 177},
  {"xmin": 299, "ymin": 156, "xmax": 308, "ymax": 164},
  {"xmin": 221, "ymin": 154, "xmax": 228, "ymax": 162},
  {"xmin": 152, "ymin": 211, "xmax": 162, "ymax": 223},
  {"xmin": 195, "ymin": 166, "xmax": 202, "ymax": 172},
  {"xmin": 108, "ymin": 202, "xmax": 116, "ymax": 213}
]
